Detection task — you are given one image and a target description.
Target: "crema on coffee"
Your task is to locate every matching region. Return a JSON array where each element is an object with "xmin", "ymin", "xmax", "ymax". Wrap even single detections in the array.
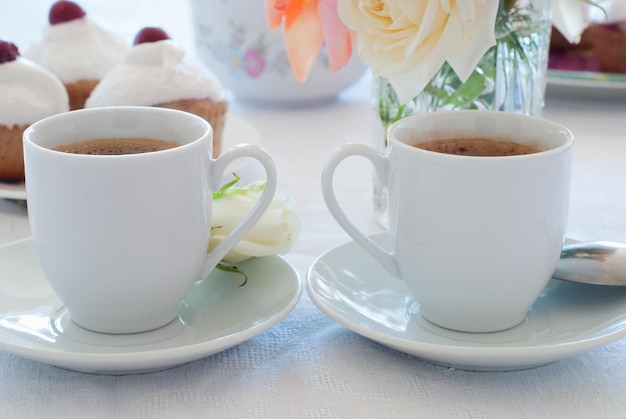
[
  {"xmin": 54, "ymin": 138, "xmax": 180, "ymax": 155},
  {"xmin": 414, "ymin": 138, "xmax": 540, "ymax": 156}
]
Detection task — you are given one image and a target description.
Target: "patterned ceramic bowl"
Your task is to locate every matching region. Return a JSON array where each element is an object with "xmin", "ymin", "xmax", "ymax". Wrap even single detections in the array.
[{"xmin": 190, "ymin": 0, "xmax": 367, "ymax": 106}]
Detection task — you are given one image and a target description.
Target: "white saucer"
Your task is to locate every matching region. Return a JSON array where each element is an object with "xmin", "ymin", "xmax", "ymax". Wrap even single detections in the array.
[
  {"xmin": 307, "ymin": 233, "xmax": 626, "ymax": 371},
  {"xmin": 547, "ymin": 70, "xmax": 626, "ymax": 101},
  {"xmin": 0, "ymin": 113, "xmax": 262, "ymax": 201},
  {"xmin": 0, "ymin": 238, "xmax": 300, "ymax": 375}
]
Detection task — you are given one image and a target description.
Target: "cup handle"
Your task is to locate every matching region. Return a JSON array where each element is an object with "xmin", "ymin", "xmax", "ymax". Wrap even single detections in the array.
[
  {"xmin": 321, "ymin": 144, "xmax": 401, "ymax": 278},
  {"xmin": 201, "ymin": 144, "xmax": 277, "ymax": 278}
]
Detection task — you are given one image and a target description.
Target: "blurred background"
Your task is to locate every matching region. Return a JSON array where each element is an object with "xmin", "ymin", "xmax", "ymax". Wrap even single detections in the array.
[{"xmin": 1, "ymin": 0, "xmax": 196, "ymax": 56}]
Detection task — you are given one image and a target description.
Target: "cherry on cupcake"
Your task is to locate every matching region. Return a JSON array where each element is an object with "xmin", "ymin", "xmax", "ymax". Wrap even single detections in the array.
[
  {"xmin": 0, "ymin": 40, "xmax": 19, "ymax": 63},
  {"xmin": 49, "ymin": 0, "xmax": 86, "ymax": 25},
  {"xmin": 133, "ymin": 27, "xmax": 171, "ymax": 45}
]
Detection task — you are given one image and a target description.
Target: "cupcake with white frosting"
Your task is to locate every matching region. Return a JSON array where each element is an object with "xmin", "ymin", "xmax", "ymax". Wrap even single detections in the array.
[
  {"xmin": 85, "ymin": 27, "xmax": 228, "ymax": 157},
  {"xmin": 0, "ymin": 40, "xmax": 69, "ymax": 181},
  {"xmin": 26, "ymin": 0, "xmax": 127, "ymax": 110}
]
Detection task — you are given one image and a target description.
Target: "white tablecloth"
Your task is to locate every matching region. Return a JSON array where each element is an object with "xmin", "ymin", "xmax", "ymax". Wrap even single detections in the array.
[{"xmin": 2, "ymin": 1, "xmax": 626, "ymax": 417}]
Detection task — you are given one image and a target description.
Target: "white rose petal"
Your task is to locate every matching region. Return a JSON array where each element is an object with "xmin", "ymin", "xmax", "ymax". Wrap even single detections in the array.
[
  {"xmin": 209, "ymin": 186, "xmax": 301, "ymax": 264},
  {"xmin": 553, "ymin": 0, "xmax": 590, "ymax": 43},
  {"xmin": 338, "ymin": 0, "xmax": 499, "ymax": 103},
  {"xmin": 589, "ymin": 0, "xmax": 626, "ymax": 23}
]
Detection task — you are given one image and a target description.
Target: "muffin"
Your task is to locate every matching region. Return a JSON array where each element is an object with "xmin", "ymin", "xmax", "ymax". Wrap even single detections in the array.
[
  {"xmin": 584, "ymin": 23, "xmax": 626, "ymax": 73},
  {"xmin": 0, "ymin": 40, "xmax": 69, "ymax": 181},
  {"xmin": 25, "ymin": 0, "xmax": 127, "ymax": 110},
  {"xmin": 550, "ymin": 23, "xmax": 626, "ymax": 73},
  {"xmin": 85, "ymin": 27, "xmax": 228, "ymax": 157}
]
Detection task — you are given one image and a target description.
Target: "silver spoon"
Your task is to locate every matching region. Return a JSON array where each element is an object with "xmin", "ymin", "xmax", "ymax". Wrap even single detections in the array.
[{"xmin": 554, "ymin": 241, "xmax": 626, "ymax": 286}]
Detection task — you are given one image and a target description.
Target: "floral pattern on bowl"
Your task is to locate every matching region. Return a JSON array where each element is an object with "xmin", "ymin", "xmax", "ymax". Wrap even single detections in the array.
[{"xmin": 196, "ymin": 18, "xmax": 294, "ymax": 80}]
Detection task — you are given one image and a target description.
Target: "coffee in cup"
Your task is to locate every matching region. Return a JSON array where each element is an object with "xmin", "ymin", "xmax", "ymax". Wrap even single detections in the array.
[
  {"xmin": 54, "ymin": 137, "xmax": 180, "ymax": 155},
  {"xmin": 413, "ymin": 137, "xmax": 540, "ymax": 156}
]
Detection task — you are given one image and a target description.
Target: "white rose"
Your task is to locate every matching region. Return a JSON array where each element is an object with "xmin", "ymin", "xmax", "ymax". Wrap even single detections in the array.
[
  {"xmin": 553, "ymin": 0, "xmax": 590, "ymax": 43},
  {"xmin": 337, "ymin": 0, "xmax": 499, "ymax": 103},
  {"xmin": 209, "ymin": 182, "xmax": 300, "ymax": 264}
]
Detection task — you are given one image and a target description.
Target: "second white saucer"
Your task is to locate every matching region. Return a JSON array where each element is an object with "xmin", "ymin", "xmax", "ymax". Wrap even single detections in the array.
[{"xmin": 307, "ymin": 233, "xmax": 626, "ymax": 371}]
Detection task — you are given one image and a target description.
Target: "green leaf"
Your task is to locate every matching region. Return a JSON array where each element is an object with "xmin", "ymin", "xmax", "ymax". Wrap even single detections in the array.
[
  {"xmin": 441, "ymin": 68, "xmax": 491, "ymax": 108},
  {"xmin": 213, "ymin": 174, "xmax": 267, "ymax": 200},
  {"xmin": 213, "ymin": 173, "xmax": 241, "ymax": 200},
  {"xmin": 215, "ymin": 262, "xmax": 249, "ymax": 287}
]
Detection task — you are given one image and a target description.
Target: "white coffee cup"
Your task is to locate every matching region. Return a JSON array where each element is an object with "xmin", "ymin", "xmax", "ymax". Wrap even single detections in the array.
[
  {"xmin": 322, "ymin": 111, "xmax": 574, "ymax": 333},
  {"xmin": 23, "ymin": 106, "xmax": 277, "ymax": 334}
]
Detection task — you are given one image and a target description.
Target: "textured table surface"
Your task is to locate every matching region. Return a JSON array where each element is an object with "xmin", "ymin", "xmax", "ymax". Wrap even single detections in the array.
[{"xmin": 2, "ymin": 1, "xmax": 626, "ymax": 417}]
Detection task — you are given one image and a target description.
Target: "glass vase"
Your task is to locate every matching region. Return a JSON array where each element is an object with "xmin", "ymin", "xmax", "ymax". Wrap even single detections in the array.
[{"xmin": 372, "ymin": 0, "xmax": 552, "ymax": 226}]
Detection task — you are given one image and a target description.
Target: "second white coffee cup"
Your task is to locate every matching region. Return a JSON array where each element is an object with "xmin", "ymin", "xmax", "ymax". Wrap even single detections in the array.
[{"xmin": 322, "ymin": 111, "xmax": 574, "ymax": 333}]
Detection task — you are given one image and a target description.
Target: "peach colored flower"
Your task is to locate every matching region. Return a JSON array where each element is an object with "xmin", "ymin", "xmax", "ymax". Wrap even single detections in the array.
[{"xmin": 266, "ymin": 0, "xmax": 352, "ymax": 81}]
